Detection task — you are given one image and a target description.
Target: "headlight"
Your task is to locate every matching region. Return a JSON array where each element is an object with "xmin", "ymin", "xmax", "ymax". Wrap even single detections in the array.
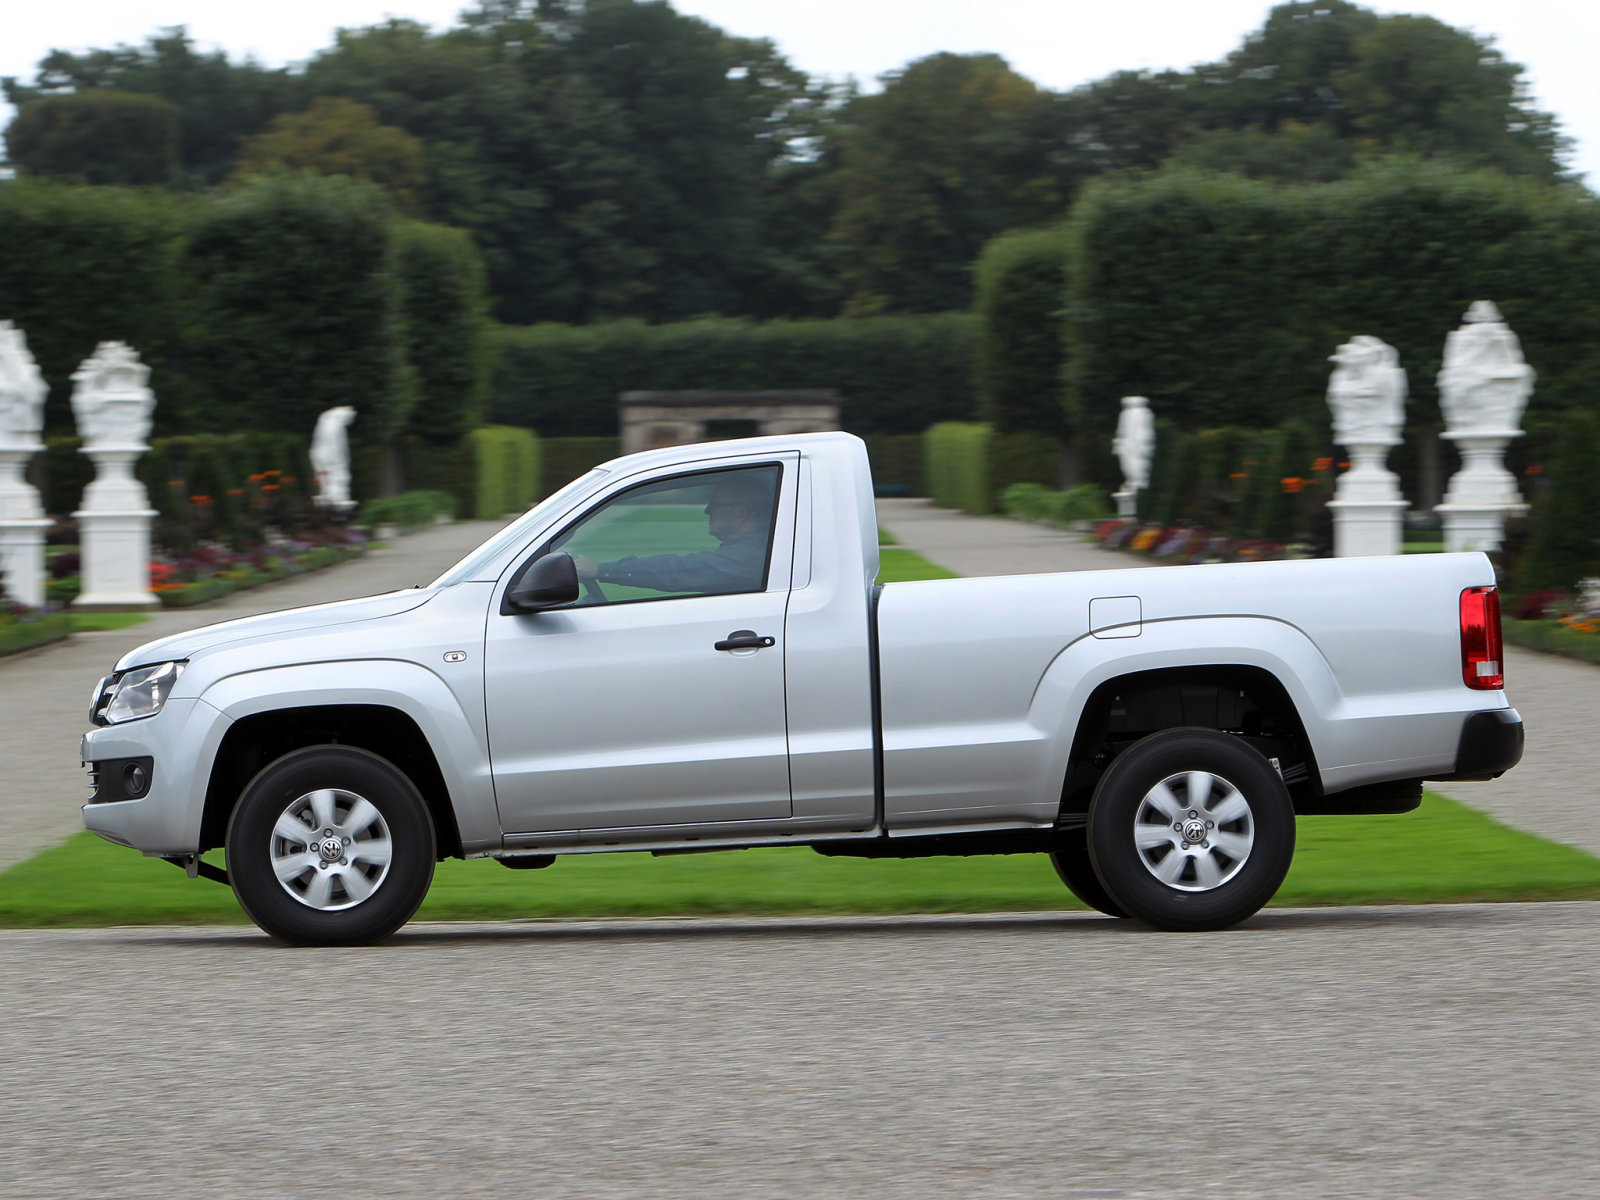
[{"xmin": 103, "ymin": 662, "xmax": 186, "ymax": 724}]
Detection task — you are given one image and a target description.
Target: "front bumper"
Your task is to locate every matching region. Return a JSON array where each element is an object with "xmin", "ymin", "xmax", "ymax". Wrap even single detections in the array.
[{"xmin": 80, "ymin": 697, "xmax": 232, "ymax": 856}]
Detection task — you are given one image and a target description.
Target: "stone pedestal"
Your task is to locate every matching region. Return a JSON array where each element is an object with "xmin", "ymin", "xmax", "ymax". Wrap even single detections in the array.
[
  {"xmin": 1436, "ymin": 430, "xmax": 1526, "ymax": 553},
  {"xmin": 1114, "ymin": 488, "xmax": 1138, "ymax": 518},
  {"xmin": 1327, "ymin": 441, "xmax": 1405, "ymax": 557},
  {"xmin": 74, "ymin": 449, "xmax": 157, "ymax": 609},
  {"xmin": 0, "ymin": 445, "xmax": 50, "ymax": 607}
]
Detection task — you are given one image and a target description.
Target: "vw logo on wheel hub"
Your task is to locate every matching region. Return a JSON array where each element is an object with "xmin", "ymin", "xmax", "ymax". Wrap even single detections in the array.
[{"xmin": 318, "ymin": 837, "xmax": 344, "ymax": 862}]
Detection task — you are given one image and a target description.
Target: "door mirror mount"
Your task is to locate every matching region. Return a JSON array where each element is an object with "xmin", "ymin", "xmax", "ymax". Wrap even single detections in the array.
[{"xmin": 503, "ymin": 552, "xmax": 581, "ymax": 614}]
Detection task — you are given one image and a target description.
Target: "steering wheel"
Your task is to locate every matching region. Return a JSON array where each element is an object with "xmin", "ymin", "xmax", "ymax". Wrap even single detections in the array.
[{"xmin": 582, "ymin": 577, "xmax": 606, "ymax": 604}]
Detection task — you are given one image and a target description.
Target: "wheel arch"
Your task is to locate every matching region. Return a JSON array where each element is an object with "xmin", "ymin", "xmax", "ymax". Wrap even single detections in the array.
[
  {"xmin": 1057, "ymin": 663, "xmax": 1320, "ymax": 818},
  {"xmin": 201, "ymin": 703, "xmax": 463, "ymax": 858}
]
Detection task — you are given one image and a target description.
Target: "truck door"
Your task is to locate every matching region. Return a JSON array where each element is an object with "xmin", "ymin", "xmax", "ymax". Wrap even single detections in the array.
[{"xmin": 484, "ymin": 455, "xmax": 797, "ymax": 834}]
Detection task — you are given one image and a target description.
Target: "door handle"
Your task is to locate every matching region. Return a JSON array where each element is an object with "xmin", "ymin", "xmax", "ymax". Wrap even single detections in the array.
[{"xmin": 715, "ymin": 630, "xmax": 776, "ymax": 651}]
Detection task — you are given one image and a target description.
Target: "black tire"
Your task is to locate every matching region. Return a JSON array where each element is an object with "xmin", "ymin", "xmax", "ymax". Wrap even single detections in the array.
[
  {"xmin": 1086, "ymin": 728, "xmax": 1295, "ymax": 932},
  {"xmin": 226, "ymin": 746, "xmax": 436, "ymax": 946},
  {"xmin": 1048, "ymin": 830, "xmax": 1130, "ymax": 918}
]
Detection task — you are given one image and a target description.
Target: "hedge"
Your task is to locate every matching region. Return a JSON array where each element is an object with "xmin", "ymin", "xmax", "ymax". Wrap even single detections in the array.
[
  {"xmin": 393, "ymin": 220, "xmax": 493, "ymax": 444},
  {"xmin": 0, "ymin": 181, "xmax": 188, "ymax": 434},
  {"xmin": 184, "ymin": 173, "xmax": 415, "ymax": 441},
  {"xmin": 490, "ymin": 313, "xmax": 978, "ymax": 437},
  {"xmin": 539, "ymin": 437, "xmax": 621, "ymax": 498},
  {"xmin": 1062, "ymin": 162, "xmax": 1600, "ymax": 489},
  {"xmin": 973, "ymin": 227, "xmax": 1070, "ymax": 436},
  {"xmin": 1518, "ymin": 409, "xmax": 1600, "ymax": 593},
  {"xmin": 471, "ymin": 426, "xmax": 541, "ymax": 518},
  {"xmin": 923, "ymin": 423, "xmax": 1060, "ymax": 515}
]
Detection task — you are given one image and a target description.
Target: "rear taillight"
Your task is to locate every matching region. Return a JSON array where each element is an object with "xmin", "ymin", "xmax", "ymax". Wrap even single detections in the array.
[{"xmin": 1460, "ymin": 586, "xmax": 1504, "ymax": 690}]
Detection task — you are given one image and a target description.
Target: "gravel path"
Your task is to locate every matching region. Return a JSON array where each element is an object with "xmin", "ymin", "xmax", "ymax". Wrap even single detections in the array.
[{"xmin": 2, "ymin": 903, "xmax": 1596, "ymax": 1199}]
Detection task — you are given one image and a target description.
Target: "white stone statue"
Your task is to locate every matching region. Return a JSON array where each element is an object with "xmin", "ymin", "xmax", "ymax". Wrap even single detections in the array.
[
  {"xmin": 1434, "ymin": 301, "xmax": 1532, "ymax": 553},
  {"xmin": 71, "ymin": 341, "xmax": 155, "ymax": 452},
  {"xmin": 0, "ymin": 321, "xmax": 47, "ymax": 451},
  {"xmin": 1325, "ymin": 336, "xmax": 1408, "ymax": 558},
  {"xmin": 1327, "ymin": 335, "xmax": 1406, "ymax": 447},
  {"xmin": 0, "ymin": 321, "xmax": 51, "ymax": 607},
  {"xmin": 311, "ymin": 405, "xmax": 357, "ymax": 511},
  {"xmin": 1437, "ymin": 300, "xmax": 1534, "ymax": 435},
  {"xmin": 70, "ymin": 342, "xmax": 157, "ymax": 608},
  {"xmin": 1112, "ymin": 395, "xmax": 1154, "ymax": 490}
]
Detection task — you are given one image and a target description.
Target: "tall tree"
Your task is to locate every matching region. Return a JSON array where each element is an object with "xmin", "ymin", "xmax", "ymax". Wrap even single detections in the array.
[
  {"xmin": 230, "ymin": 97, "xmax": 426, "ymax": 212},
  {"xmin": 5, "ymin": 91, "xmax": 181, "ymax": 185},
  {"xmin": 3, "ymin": 28, "xmax": 302, "ymax": 187},
  {"xmin": 828, "ymin": 53, "xmax": 1060, "ymax": 314}
]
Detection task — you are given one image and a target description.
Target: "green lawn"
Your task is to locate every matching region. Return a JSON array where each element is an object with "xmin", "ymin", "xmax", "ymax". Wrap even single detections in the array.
[
  {"xmin": 70, "ymin": 612, "xmax": 151, "ymax": 633},
  {"xmin": 3, "ymin": 793, "xmax": 1596, "ymax": 927}
]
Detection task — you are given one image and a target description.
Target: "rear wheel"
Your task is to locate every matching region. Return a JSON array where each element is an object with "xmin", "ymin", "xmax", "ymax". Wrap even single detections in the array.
[
  {"xmin": 1048, "ymin": 830, "xmax": 1129, "ymax": 918},
  {"xmin": 226, "ymin": 746, "xmax": 436, "ymax": 946},
  {"xmin": 1086, "ymin": 728, "xmax": 1295, "ymax": 931}
]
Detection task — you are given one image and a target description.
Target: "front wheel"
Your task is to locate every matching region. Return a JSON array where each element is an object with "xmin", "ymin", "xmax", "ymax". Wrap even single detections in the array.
[
  {"xmin": 1086, "ymin": 728, "xmax": 1295, "ymax": 931},
  {"xmin": 226, "ymin": 746, "xmax": 436, "ymax": 946}
]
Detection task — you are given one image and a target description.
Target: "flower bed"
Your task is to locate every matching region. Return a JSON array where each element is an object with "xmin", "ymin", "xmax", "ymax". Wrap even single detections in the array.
[
  {"xmin": 1091, "ymin": 519, "xmax": 1298, "ymax": 565},
  {"xmin": 1501, "ymin": 580, "xmax": 1600, "ymax": 666},
  {"xmin": 151, "ymin": 540, "xmax": 368, "ymax": 608}
]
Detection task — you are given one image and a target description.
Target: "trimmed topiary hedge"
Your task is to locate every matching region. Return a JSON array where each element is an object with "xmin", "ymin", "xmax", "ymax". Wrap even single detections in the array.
[
  {"xmin": 973, "ymin": 227, "xmax": 1069, "ymax": 436},
  {"xmin": 183, "ymin": 173, "xmax": 416, "ymax": 442},
  {"xmin": 1062, "ymin": 163, "xmax": 1600, "ymax": 488},
  {"xmin": 393, "ymin": 219, "xmax": 493, "ymax": 445},
  {"xmin": 490, "ymin": 313, "xmax": 978, "ymax": 438},
  {"xmin": 0, "ymin": 181, "xmax": 188, "ymax": 434},
  {"xmin": 471, "ymin": 426, "xmax": 541, "ymax": 518},
  {"xmin": 924, "ymin": 422, "xmax": 1060, "ymax": 515}
]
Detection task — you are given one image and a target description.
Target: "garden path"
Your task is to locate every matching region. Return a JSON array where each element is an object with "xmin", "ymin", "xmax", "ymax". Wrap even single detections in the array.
[
  {"xmin": 875, "ymin": 497, "xmax": 1600, "ymax": 859},
  {"xmin": 0, "ymin": 519, "xmax": 511, "ymax": 873}
]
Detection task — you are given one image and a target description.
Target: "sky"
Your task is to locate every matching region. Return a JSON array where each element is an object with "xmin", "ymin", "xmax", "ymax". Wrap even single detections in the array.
[{"xmin": 2, "ymin": 0, "xmax": 1597, "ymax": 186}]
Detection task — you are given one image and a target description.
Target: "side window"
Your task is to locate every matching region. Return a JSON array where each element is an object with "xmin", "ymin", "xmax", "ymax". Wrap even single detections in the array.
[{"xmin": 544, "ymin": 464, "xmax": 782, "ymax": 606}]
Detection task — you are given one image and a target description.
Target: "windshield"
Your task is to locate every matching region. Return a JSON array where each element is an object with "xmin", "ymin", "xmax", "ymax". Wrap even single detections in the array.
[{"xmin": 430, "ymin": 469, "xmax": 610, "ymax": 587}]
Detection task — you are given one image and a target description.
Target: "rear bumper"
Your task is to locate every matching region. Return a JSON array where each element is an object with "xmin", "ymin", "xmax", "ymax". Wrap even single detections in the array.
[{"xmin": 1430, "ymin": 707, "xmax": 1524, "ymax": 782}]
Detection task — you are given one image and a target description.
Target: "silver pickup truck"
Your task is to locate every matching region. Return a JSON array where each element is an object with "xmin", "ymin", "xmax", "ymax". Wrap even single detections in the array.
[{"xmin": 81, "ymin": 432, "xmax": 1523, "ymax": 944}]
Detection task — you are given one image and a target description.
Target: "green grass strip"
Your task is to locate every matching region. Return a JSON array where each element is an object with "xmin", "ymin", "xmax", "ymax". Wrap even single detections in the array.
[
  {"xmin": 69, "ymin": 612, "xmax": 151, "ymax": 633},
  {"xmin": 1502, "ymin": 617, "xmax": 1600, "ymax": 666},
  {"xmin": 877, "ymin": 547, "xmax": 959, "ymax": 582},
  {"xmin": 2, "ymin": 794, "xmax": 1596, "ymax": 928}
]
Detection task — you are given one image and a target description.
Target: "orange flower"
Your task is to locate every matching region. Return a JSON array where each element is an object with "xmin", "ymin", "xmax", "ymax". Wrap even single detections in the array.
[
  {"xmin": 262, "ymin": 484, "xmax": 279, "ymax": 493},
  {"xmin": 1338, "ymin": 461, "xmax": 1351, "ymax": 469},
  {"xmin": 247, "ymin": 473, "xmax": 265, "ymax": 484},
  {"xmin": 1525, "ymin": 465, "xmax": 1544, "ymax": 475},
  {"xmin": 1313, "ymin": 457, "xmax": 1333, "ymax": 471},
  {"xmin": 227, "ymin": 488, "xmax": 244, "ymax": 497},
  {"xmin": 190, "ymin": 495, "xmax": 213, "ymax": 506},
  {"xmin": 1281, "ymin": 477, "xmax": 1304, "ymax": 494},
  {"xmin": 1228, "ymin": 472, "xmax": 1247, "ymax": 480}
]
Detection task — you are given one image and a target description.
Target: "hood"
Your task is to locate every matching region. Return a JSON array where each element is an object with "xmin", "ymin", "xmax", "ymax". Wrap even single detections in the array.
[{"xmin": 115, "ymin": 589, "xmax": 438, "ymax": 671}]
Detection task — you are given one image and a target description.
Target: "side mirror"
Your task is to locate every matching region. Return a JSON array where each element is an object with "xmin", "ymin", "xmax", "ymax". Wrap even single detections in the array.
[{"xmin": 503, "ymin": 552, "xmax": 580, "ymax": 614}]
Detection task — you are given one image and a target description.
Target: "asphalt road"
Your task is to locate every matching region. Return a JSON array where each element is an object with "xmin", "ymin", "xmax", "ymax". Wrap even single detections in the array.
[{"xmin": 3, "ymin": 903, "xmax": 1597, "ymax": 1199}]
